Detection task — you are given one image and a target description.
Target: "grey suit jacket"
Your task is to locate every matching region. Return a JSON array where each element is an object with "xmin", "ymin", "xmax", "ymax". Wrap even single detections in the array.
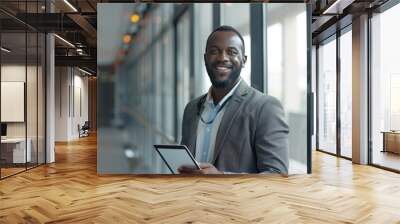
[{"xmin": 181, "ymin": 81, "xmax": 289, "ymax": 174}]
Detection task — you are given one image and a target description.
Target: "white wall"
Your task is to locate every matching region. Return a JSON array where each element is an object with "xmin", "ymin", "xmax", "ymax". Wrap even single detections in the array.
[
  {"xmin": 1, "ymin": 65, "xmax": 36, "ymax": 137},
  {"xmin": 55, "ymin": 66, "xmax": 69, "ymax": 141},
  {"xmin": 71, "ymin": 72, "xmax": 89, "ymax": 138},
  {"xmin": 55, "ymin": 67, "xmax": 89, "ymax": 141}
]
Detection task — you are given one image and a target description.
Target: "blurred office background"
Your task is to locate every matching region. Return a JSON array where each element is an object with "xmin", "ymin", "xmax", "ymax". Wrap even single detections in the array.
[{"xmin": 97, "ymin": 3, "xmax": 309, "ymax": 174}]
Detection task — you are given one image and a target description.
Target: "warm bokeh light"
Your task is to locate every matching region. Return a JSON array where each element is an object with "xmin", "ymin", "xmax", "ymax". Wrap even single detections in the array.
[
  {"xmin": 131, "ymin": 14, "xmax": 140, "ymax": 23},
  {"xmin": 123, "ymin": 34, "xmax": 131, "ymax": 44}
]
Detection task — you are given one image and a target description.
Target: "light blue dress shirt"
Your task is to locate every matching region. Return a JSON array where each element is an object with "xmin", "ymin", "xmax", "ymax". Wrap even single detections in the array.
[{"xmin": 195, "ymin": 79, "xmax": 242, "ymax": 163}]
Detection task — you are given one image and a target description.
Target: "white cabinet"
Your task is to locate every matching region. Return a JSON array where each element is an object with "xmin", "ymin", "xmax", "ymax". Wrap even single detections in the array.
[{"xmin": 1, "ymin": 138, "xmax": 32, "ymax": 163}]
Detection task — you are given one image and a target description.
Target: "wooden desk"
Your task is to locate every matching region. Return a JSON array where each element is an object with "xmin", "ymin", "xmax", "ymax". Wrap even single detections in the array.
[{"xmin": 382, "ymin": 131, "xmax": 400, "ymax": 154}]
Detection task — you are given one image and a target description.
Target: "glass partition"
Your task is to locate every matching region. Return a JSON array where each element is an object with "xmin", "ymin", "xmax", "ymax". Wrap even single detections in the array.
[
  {"xmin": 221, "ymin": 3, "xmax": 251, "ymax": 85},
  {"xmin": 1, "ymin": 31, "xmax": 28, "ymax": 177},
  {"xmin": 176, "ymin": 11, "xmax": 191, "ymax": 142},
  {"xmin": 265, "ymin": 4, "xmax": 308, "ymax": 174},
  {"xmin": 317, "ymin": 36, "xmax": 337, "ymax": 155},
  {"xmin": 0, "ymin": 1, "xmax": 46, "ymax": 179}
]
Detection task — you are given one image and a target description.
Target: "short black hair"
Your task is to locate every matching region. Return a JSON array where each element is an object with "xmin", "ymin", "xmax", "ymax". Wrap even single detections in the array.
[{"xmin": 205, "ymin": 25, "xmax": 245, "ymax": 55}]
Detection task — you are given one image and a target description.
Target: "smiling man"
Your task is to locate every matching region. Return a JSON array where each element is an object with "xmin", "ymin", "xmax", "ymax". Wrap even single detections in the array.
[{"xmin": 179, "ymin": 26, "xmax": 289, "ymax": 174}]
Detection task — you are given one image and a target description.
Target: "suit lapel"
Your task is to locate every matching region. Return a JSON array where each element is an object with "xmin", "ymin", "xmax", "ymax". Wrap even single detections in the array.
[
  {"xmin": 187, "ymin": 118, "xmax": 199, "ymax": 156},
  {"xmin": 211, "ymin": 81, "xmax": 249, "ymax": 164},
  {"xmin": 187, "ymin": 95, "xmax": 205, "ymax": 156}
]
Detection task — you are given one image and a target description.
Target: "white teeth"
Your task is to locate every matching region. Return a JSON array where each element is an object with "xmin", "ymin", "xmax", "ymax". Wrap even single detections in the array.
[{"xmin": 216, "ymin": 66, "xmax": 230, "ymax": 70}]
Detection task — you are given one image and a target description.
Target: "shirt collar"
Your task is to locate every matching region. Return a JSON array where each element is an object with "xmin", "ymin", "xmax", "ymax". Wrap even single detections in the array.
[{"xmin": 206, "ymin": 78, "xmax": 242, "ymax": 107}]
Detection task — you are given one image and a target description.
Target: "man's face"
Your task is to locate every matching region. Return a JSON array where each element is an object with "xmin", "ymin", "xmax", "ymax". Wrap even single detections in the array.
[{"xmin": 204, "ymin": 31, "xmax": 247, "ymax": 88}]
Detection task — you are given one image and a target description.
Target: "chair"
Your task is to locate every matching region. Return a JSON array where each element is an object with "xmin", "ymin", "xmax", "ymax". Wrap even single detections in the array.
[{"xmin": 78, "ymin": 121, "xmax": 90, "ymax": 138}]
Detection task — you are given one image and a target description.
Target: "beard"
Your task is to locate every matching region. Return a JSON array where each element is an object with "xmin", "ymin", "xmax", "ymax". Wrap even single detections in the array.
[{"xmin": 205, "ymin": 62, "xmax": 242, "ymax": 89}]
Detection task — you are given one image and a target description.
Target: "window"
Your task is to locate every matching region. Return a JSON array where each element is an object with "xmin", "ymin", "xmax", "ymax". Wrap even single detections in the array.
[
  {"xmin": 0, "ymin": 2, "xmax": 46, "ymax": 179},
  {"xmin": 221, "ymin": 3, "xmax": 251, "ymax": 85},
  {"xmin": 318, "ymin": 36, "xmax": 337, "ymax": 155},
  {"xmin": 371, "ymin": 3, "xmax": 400, "ymax": 171},
  {"xmin": 266, "ymin": 4, "xmax": 308, "ymax": 173},
  {"xmin": 340, "ymin": 28, "xmax": 352, "ymax": 158},
  {"xmin": 193, "ymin": 3, "xmax": 213, "ymax": 96},
  {"xmin": 176, "ymin": 11, "xmax": 191, "ymax": 142}
]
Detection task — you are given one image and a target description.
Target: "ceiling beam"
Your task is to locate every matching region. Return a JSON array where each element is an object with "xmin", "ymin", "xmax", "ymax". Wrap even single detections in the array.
[
  {"xmin": 67, "ymin": 13, "xmax": 97, "ymax": 46},
  {"xmin": 55, "ymin": 55, "xmax": 96, "ymax": 69}
]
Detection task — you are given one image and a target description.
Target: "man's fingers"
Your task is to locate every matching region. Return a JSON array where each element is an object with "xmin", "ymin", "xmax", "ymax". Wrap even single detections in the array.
[
  {"xmin": 178, "ymin": 165, "xmax": 198, "ymax": 174},
  {"xmin": 178, "ymin": 163, "xmax": 220, "ymax": 174},
  {"xmin": 179, "ymin": 165, "xmax": 197, "ymax": 170},
  {"xmin": 179, "ymin": 169, "xmax": 203, "ymax": 174}
]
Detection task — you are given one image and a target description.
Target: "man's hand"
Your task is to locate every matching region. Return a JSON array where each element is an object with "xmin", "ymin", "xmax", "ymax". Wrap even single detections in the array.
[{"xmin": 178, "ymin": 163, "xmax": 223, "ymax": 174}]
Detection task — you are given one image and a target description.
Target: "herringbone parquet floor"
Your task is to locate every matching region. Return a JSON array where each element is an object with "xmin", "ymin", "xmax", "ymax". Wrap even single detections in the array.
[{"xmin": 1, "ymin": 134, "xmax": 400, "ymax": 223}]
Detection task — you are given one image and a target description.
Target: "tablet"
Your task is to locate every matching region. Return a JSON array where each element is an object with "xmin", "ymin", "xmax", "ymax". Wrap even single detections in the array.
[{"xmin": 154, "ymin": 144, "xmax": 200, "ymax": 174}]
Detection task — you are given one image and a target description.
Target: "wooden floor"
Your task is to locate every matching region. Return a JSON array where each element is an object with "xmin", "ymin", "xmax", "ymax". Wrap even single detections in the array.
[
  {"xmin": 1, "ymin": 163, "xmax": 46, "ymax": 178},
  {"xmin": 0, "ymin": 167, "xmax": 26, "ymax": 178},
  {"xmin": 372, "ymin": 151, "xmax": 400, "ymax": 171},
  {"xmin": 1, "ymin": 135, "xmax": 400, "ymax": 223}
]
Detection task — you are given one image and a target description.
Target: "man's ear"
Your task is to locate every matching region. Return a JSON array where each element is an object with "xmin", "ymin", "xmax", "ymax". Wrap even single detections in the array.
[{"xmin": 242, "ymin": 55, "xmax": 248, "ymax": 67}]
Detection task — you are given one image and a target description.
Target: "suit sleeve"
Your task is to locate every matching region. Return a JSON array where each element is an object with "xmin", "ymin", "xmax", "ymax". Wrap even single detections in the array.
[
  {"xmin": 254, "ymin": 96, "xmax": 289, "ymax": 174},
  {"xmin": 180, "ymin": 103, "xmax": 190, "ymax": 145}
]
